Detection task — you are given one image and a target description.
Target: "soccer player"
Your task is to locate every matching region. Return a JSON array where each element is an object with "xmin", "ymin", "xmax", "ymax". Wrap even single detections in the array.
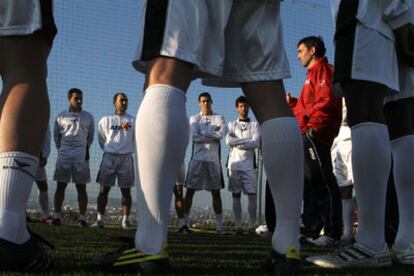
[
  {"xmin": 330, "ymin": 100, "xmax": 355, "ymax": 243},
  {"xmin": 184, "ymin": 92, "xmax": 226, "ymax": 235},
  {"xmin": 295, "ymin": 36, "xmax": 342, "ymax": 247},
  {"xmin": 92, "ymin": 92, "xmax": 135, "ymax": 230},
  {"xmin": 53, "ymin": 88, "xmax": 94, "ymax": 227},
  {"xmin": 226, "ymin": 96, "xmax": 260, "ymax": 235},
  {"xmin": 0, "ymin": 0, "xmax": 56, "ymax": 271},
  {"xmin": 95, "ymin": 1, "xmax": 304, "ymax": 273},
  {"xmin": 307, "ymin": 0, "xmax": 414, "ymax": 268},
  {"xmin": 175, "ymin": 163, "xmax": 189, "ymax": 234},
  {"xmin": 35, "ymin": 127, "xmax": 53, "ymax": 224}
]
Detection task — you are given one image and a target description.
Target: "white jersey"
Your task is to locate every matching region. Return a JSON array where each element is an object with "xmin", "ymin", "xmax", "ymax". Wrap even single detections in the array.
[
  {"xmin": 41, "ymin": 127, "xmax": 51, "ymax": 159},
  {"xmin": 54, "ymin": 110, "xmax": 94, "ymax": 162},
  {"xmin": 0, "ymin": 0, "xmax": 43, "ymax": 36},
  {"xmin": 226, "ymin": 119, "xmax": 260, "ymax": 171},
  {"xmin": 190, "ymin": 112, "xmax": 226, "ymax": 162},
  {"xmin": 331, "ymin": 0, "xmax": 413, "ymax": 42},
  {"xmin": 98, "ymin": 113, "xmax": 135, "ymax": 154}
]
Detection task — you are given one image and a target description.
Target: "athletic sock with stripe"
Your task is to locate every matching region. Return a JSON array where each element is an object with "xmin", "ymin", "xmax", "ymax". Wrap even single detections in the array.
[{"xmin": 0, "ymin": 152, "xmax": 38, "ymax": 244}]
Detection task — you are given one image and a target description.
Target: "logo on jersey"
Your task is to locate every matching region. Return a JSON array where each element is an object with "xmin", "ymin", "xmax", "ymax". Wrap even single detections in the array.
[
  {"xmin": 319, "ymin": 79, "xmax": 326, "ymax": 87},
  {"xmin": 110, "ymin": 122, "xmax": 132, "ymax": 131},
  {"xmin": 304, "ymin": 79, "xmax": 310, "ymax": 85},
  {"xmin": 2, "ymin": 159, "xmax": 34, "ymax": 179}
]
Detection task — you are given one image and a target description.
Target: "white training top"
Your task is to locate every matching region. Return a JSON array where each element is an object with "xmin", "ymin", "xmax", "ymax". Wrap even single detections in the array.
[
  {"xmin": 41, "ymin": 127, "xmax": 51, "ymax": 159},
  {"xmin": 98, "ymin": 113, "xmax": 135, "ymax": 154},
  {"xmin": 331, "ymin": 0, "xmax": 413, "ymax": 42},
  {"xmin": 0, "ymin": 0, "xmax": 43, "ymax": 36},
  {"xmin": 54, "ymin": 110, "xmax": 95, "ymax": 162},
  {"xmin": 190, "ymin": 112, "xmax": 226, "ymax": 162},
  {"xmin": 226, "ymin": 119, "xmax": 260, "ymax": 171}
]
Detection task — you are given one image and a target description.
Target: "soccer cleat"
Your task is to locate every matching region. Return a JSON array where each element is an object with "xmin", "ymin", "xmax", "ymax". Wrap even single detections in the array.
[
  {"xmin": 94, "ymin": 241, "xmax": 169, "ymax": 272},
  {"xmin": 307, "ymin": 235, "xmax": 339, "ymax": 247},
  {"xmin": 121, "ymin": 221, "xmax": 131, "ymax": 230},
  {"xmin": 176, "ymin": 225, "xmax": 191, "ymax": 234},
  {"xmin": 91, "ymin": 220, "xmax": 104, "ymax": 228},
  {"xmin": 78, "ymin": 219, "xmax": 88, "ymax": 227},
  {"xmin": 52, "ymin": 218, "xmax": 61, "ymax": 226},
  {"xmin": 390, "ymin": 242, "xmax": 414, "ymax": 265},
  {"xmin": 306, "ymin": 242, "xmax": 391, "ymax": 268},
  {"xmin": 261, "ymin": 246, "xmax": 300, "ymax": 275},
  {"xmin": 0, "ymin": 229, "xmax": 54, "ymax": 272}
]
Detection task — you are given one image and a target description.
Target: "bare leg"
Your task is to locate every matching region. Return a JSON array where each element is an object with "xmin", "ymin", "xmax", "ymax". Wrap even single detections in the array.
[{"xmin": 75, "ymin": 184, "xmax": 88, "ymax": 216}]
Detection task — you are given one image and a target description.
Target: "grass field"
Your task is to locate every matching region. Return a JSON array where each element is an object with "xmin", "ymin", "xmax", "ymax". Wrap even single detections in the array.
[{"xmin": 2, "ymin": 223, "xmax": 414, "ymax": 275}]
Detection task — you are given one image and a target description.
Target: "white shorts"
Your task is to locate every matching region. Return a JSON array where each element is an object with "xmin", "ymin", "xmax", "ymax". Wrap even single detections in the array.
[
  {"xmin": 185, "ymin": 160, "xmax": 224, "ymax": 191},
  {"xmin": 34, "ymin": 167, "xmax": 47, "ymax": 182},
  {"xmin": 228, "ymin": 169, "xmax": 257, "ymax": 194},
  {"xmin": 96, "ymin": 153, "xmax": 135, "ymax": 188},
  {"xmin": 176, "ymin": 163, "xmax": 185, "ymax": 186},
  {"xmin": 53, "ymin": 159, "xmax": 91, "ymax": 184},
  {"xmin": 334, "ymin": 23, "xmax": 399, "ymax": 96},
  {"xmin": 384, "ymin": 61, "xmax": 414, "ymax": 104},
  {"xmin": 133, "ymin": 0, "xmax": 290, "ymax": 87},
  {"xmin": 331, "ymin": 141, "xmax": 353, "ymax": 188}
]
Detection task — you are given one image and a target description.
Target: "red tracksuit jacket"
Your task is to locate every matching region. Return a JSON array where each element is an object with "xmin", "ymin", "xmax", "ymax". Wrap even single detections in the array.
[{"xmin": 293, "ymin": 57, "xmax": 342, "ymax": 147}]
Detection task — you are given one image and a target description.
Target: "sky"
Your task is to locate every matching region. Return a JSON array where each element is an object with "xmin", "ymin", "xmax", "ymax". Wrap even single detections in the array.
[{"xmin": 1, "ymin": 0, "xmax": 335, "ymax": 215}]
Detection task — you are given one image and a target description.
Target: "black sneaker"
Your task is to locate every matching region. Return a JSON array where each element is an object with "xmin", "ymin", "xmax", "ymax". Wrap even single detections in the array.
[
  {"xmin": 0, "ymin": 229, "xmax": 54, "ymax": 272},
  {"xmin": 52, "ymin": 218, "xmax": 61, "ymax": 226},
  {"xmin": 94, "ymin": 239, "xmax": 169, "ymax": 272},
  {"xmin": 78, "ymin": 219, "xmax": 88, "ymax": 227},
  {"xmin": 176, "ymin": 225, "xmax": 191, "ymax": 234},
  {"xmin": 261, "ymin": 246, "xmax": 300, "ymax": 275}
]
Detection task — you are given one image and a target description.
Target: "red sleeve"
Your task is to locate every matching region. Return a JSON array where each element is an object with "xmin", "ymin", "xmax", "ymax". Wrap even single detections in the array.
[{"xmin": 307, "ymin": 65, "xmax": 342, "ymax": 134}]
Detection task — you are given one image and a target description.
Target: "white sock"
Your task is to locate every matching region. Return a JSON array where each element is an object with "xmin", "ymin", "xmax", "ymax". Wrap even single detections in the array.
[
  {"xmin": 79, "ymin": 214, "xmax": 86, "ymax": 221},
  {"xmin": 391, "ymin": 135, "xmax": 414, "ymax": 250},
  {"xmin": 341, "ymin": 198, "xmax": 355, "ymax": 240},
  {"xmin": 261, "ymin": 118, "xmax": 303, "ymax": 254},
  {"xmin": 215, "ymin": 214, "xmax": 223, "ymax": 231},
  {"xmin": 248, "ymin": 194, "xmax": 257, "ymax": 229},
  {"xmin": 0, "ymin": 152, "xmax": 38, "ymax": 244},
  {"xmin": 122, "ymin": 215, "xmax": 128, "ymax": 224},
  {"xmin": 352, "ymin": 123, "xmax": 391, "ymax": 251},
  {"xmin": 134, "ymin": 85, "xmax": 189, "ymax": 255},
  {"xmin": 232, "ymin": 196, "xmax": 242, "ymax": 228},
  {"xmin": 54, "ymin": 212, "xmax": 62, "ymax": 219},
  {"xmin": 97, "ymin": 212, "xmax": 104, "ymax": 222},
  {"xmin": 38, "ymin": 191, "xmax": 49, "ymax": 219}
]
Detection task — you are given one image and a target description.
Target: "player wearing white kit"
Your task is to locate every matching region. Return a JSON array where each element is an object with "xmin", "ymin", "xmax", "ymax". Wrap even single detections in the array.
[
  {"xmin": 95, "ymin": 1, "xmax": 303, "ymax": 273},
  {"xmin": 307, "ymin": 0, "xmax": 414, "ymax": 268},
  {"xmin": 330, "ymin": 100, "xmax": 355, "ymax": 243},
  {"xmin": 92, "ymin": 92, "xmax": 135, "ymax": 230},
  {"xmin": 0, "ymin": 0, "xmax": 56, "ymax": 271},
  {"xmin": 184, "ymin": 92, "xmax": 226, "ymax": 234},
  {"xmin": 34, "ymin": 127, "xmax": 52, "ymax": 224},
  {"xmin": 226, "ymin": 96, "xmax": 260, "ymax": 235},
  {"xmin": 53, "ymin": 88, "xmax": 94, "ymax": 227}
]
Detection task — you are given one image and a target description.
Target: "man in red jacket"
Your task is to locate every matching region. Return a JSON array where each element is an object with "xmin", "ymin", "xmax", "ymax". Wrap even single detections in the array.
[{"xmin": 294, "ymin": 36, "xmax": 342, "ymax": 247}]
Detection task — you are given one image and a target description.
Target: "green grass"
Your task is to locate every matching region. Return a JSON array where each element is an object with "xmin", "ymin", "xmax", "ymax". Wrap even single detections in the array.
[{"xmin": 1, "ymin": 223, "xmax": 414, "ymax": 275}]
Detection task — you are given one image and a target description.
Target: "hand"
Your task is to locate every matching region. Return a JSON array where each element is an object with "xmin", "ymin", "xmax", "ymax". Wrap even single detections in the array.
[
  {"xmin": 395, "ymin": 23, "xmax": 414, "ymax": 67},
  {"xmin": 39, "ymin": 157, "xmax": 48, "ymax": 167}
]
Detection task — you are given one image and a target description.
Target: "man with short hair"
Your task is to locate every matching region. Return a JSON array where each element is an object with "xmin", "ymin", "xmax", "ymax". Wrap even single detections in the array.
[
  {"xmin": 295, "ymin": 36, "xmax": 342, "ymax": 247},
  {"xmin": 92, "ymin": 92, "xmax": 135, "ymax": 230},
  {"xmin": 184, "ymin": 92, "xmax": 226, "ymax": 234},
  {"xmin": 53, "ymin": 88, "xmax": 94, "ymax": 227},
  {"xmin": 226, "ymin": 96, "xmax": 260, "ymax": 235}
]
